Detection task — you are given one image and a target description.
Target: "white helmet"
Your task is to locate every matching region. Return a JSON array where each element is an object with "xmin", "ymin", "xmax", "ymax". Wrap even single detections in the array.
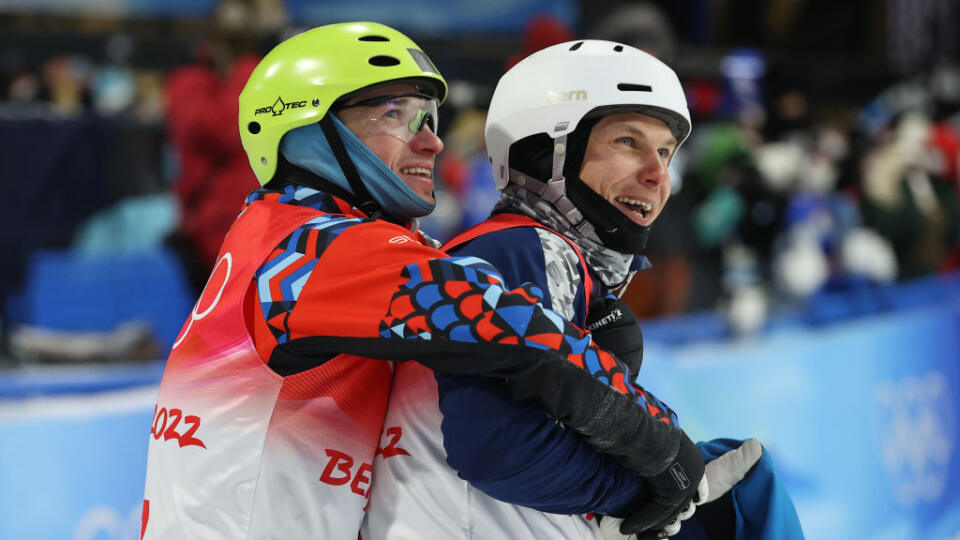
[{"xmin": 484, "ymin": 39, "xmax": 691, "ymax": 253}]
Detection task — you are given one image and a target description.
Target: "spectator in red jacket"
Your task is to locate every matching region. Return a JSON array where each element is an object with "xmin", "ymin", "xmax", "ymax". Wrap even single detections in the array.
[{"xmin": 164, "ymin": 52, "xmax": 261, "ymax": 292}]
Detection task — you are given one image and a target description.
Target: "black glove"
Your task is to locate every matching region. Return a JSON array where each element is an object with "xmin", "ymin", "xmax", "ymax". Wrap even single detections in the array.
[
  {"xmin": 586, "ymin": 295, "xmax": 644, "ymax": 375},
  {"xmin": 619, "ymin": 432, "xmax": 706, "ymax": 536}
]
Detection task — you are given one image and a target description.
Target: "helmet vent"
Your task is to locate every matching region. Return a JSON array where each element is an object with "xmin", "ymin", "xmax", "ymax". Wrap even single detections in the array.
[
  {"xmin": 369, "ymin": 55, "xmax": 401, "ymax": 66},
  {"xmin": 359, "ymin": 35, "xmax": 389, "ymax": 41},
  {"xmin": 617, "ymin": 83, "xmax": 652, "ymax": 92},
  {"xmin": 247, "ymin": 122, "xmax": 261, "ymax": 134},
  {"xmin": 613, "ymin": 45, "xmax": 624, "ymax": 52},
  {"xmin": 569, "ymin": 41, "xmax": 583, "ymax": 51}
]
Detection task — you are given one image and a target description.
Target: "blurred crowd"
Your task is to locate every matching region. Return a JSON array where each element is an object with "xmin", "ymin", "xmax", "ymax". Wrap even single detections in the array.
[
  {"xmin": 2, "ymin": 1, "xmax": 960, "ymax": 362},
  {"xmin": 422, "ymin": 6, "xmax": 960, "ymax": 335}
]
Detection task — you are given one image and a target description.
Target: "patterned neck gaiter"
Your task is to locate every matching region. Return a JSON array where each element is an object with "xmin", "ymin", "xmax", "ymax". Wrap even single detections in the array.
[{"xmin": 495, "ymin": 184, "xmax": 634, "ymax": 288}]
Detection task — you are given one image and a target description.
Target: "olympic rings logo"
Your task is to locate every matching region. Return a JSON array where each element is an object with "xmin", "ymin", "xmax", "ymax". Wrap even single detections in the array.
[{"xmin": 172, "ymin": 253, "xmax": 232, "ymax": 349}]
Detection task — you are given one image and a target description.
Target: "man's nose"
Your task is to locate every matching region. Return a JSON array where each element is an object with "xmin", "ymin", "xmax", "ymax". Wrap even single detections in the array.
[
  {"xmin": 410, "ymin": 125, "xmax": 444, "ymax": 155},
  {"xmin": 640, "ymin": 151, "xmax": 669, "ymax": 187}
]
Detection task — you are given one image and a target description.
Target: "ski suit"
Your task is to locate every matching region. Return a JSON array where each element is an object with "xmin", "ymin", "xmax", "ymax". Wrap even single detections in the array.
[
  {"xmin": 142, "ymin": 184, "xmax": 683, "ymax": 539},
  {"xmin": 362, "ymin": 213, "xmax": 671, "ymax": 539},
  {"xmin": 362, "ymin": 211, "xmax": 804, "ymax": 540}
]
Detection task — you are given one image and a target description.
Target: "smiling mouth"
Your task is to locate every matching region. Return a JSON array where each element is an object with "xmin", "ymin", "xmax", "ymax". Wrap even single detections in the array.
[
  {"xmin": 399, "ymin": 167, "xmax": 433, "ymax": 179},
  {"xmin": 614, "ymin": 196, "xmax": 653, "ymax": 219}
]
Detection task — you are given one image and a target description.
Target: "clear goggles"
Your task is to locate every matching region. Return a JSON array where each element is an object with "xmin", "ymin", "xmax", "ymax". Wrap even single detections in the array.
[{"xmin": 336, "ymin": 93, "xmax": 439, "ymax": 142}]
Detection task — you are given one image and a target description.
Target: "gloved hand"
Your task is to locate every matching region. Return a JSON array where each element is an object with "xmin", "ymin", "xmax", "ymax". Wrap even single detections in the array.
[
  {"xmin": 617, "ymin": 432, "xmax": 706, "ymax": 537},
  {"xmin": 600, "ymin": 439, "xmax": 765, "ymax": 539},
  {"xmin": 701, "ymin": 438, "xmax": 762, "ymax": 504},
  {"xmin": 598, "ymin": 515, "xmax": 636, "ymax": 540},
  {"xmin": 599, "ymin": 481, "xmax": 704, "ymax": 540},
  {"xmin": 600, "ymin": 438, "xmax": 764, "ymax": 539},
  {"xmin": 586, "ymin": 295, "xmax": 643, "ymax": 375}
]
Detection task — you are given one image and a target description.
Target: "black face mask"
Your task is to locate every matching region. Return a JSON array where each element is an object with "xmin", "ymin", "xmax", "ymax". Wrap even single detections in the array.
[
  {"xmin": 561, "ymin": 118, "xmax": 652, "ymax": 254},
  {"xmin": 509, "ymin": 118, "xmax": 653, "ymax": 255},
  {"xmin": 565, "ymin": 175, "xmax": 651, "ymax": 253}
]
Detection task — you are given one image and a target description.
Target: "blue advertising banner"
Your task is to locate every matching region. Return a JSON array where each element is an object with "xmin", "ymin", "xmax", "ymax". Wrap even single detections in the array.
[
  {"xmin": 0, "ymin": 0, "xmax": 570, "ymax": 27},
  {"xmin": 0, "ymin": 386, "xmax": 157, "ymax": 540},
  {"xmin": 640, "ymin": 303, "xmax": 960, "ymax": 540},
  {"xmin": 284, "ymin": 0, "xmax": 578, "ymax": 35},
  {"xmin": 0, "ymin": 0, "xmax": 217, "ymax": 16}
]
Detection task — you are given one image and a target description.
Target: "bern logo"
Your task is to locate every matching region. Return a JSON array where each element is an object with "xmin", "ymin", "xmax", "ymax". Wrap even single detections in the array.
[
  {"xmin": 255, "ymin": 96, "xmax": 308, "ymax": 116},
  {"xmin": 547, "ymin": 90, "xmax": 588, "ymax": 104}
]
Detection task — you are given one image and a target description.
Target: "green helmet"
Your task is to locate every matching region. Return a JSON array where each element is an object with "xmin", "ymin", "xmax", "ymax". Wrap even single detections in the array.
[{"xmin": 239, "ymin": 22, "xmax": 447, "ymax": 185}]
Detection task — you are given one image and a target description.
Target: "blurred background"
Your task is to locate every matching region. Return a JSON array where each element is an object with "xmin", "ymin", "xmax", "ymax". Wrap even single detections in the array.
[{"xmin": 0, "ymin": 0, "xmax": 958, "ymax": 538}]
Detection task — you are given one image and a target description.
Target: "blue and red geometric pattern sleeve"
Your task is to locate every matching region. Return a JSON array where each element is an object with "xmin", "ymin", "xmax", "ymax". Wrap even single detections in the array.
[
  {"xmin": 379, "ymin": 255, "xmax": 678, "ymax": 427},
  {"xmin": 255, "ymin": 213, "xmax": 365, "ymax": 345},
  {"xmin": 247, "ymin": 204, "xmax": 683, "ymax": 477}
]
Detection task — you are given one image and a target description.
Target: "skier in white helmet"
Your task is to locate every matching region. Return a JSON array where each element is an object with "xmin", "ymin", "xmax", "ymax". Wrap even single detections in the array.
[{"xmin": 364, "ymin": 40, "xmax": 804, "ymax": 540}]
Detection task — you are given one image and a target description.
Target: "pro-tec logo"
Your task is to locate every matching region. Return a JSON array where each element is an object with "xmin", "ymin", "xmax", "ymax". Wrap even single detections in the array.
[{"xmin": 255, "ymin": 96, "xmax": 307, "ymax": 116}]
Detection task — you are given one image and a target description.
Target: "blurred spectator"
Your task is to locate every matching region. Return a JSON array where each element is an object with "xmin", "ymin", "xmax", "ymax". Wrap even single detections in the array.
[
  {"xmin": 757, "ymin": 123, "xmax": 863, "ymax": 298},
  {"xmin": 163, "ymin": 51, "xmax": 261, "ymax": 293},
  {"xmin": 860, "ymin": 112, "xmax": 960, "ymax": 279},
  {"xmin": 426, "ymin": 106, "xmax": 499, "ymax": 240},
  {"xmin": 215, "ymin": 0, "xmax": 288, "ymax": 34},
  {"xmin": 587, "ymin": 3, "xmax": 677, "ymax": 63},
  {"xmin": 91, "ymin": 34, "xmax": 136, "ymax": 115},
  {"xmin": 503, "ymin": 15, "xmax": 574, "ymax": 72},
  {"xmin": 887, "ymin": 0, "xmax": 960, "ymax": 76},
  {"xmin": 6, "ymin": 69, "xmax": 41, "ymax": 103},
  {"xmin": 42, "ymin": 54, "xmax": 93, "ymax": 114},
  {"xmin": 660, "ymin": 121, "xmax": 784, "ymax": 313}
]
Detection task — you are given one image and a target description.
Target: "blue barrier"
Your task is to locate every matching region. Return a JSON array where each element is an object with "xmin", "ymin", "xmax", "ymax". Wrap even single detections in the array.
[
  {"xmin": 641, "ymin": 272, "xmax": 960, "ymax": 346},
  {"xmin": 0, "ymin": 360, "xmax": 164, "ymax": 399},
  {"xmin": 0, "ymin": 386, "xmax": 156, "ymax": 540},
  {"xmin": 641, "ymin": 300, "xmax": 960, "ymax": 539}
]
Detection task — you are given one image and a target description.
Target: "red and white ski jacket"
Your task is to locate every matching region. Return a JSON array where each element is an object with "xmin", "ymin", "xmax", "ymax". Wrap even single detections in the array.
[{"xmin": 142, "ymin": 184, "xmax": 682, "ymax": 539}]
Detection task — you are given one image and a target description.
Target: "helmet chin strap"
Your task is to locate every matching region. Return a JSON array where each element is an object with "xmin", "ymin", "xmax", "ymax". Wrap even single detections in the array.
[{"xmin": 318, "ymin": 114, "xmax": 385, "ymax": 220}]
